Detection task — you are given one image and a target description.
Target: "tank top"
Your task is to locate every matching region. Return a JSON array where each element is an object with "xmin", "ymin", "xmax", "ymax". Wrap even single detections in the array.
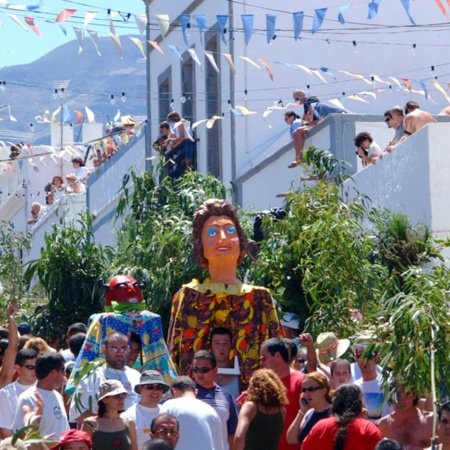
[
  {"xmin": 85, "ymin": 419, "xmax": 131, "ymax": 450},
  {"xmin": 244, "ymin": 407, "xmax": 284, "ymax": 450}
]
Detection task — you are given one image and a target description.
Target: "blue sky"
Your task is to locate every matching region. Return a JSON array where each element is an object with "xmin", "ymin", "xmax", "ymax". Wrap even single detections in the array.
[{"xmin": 0, "ymin": 0, "xmax": 145, "ymax": 68}]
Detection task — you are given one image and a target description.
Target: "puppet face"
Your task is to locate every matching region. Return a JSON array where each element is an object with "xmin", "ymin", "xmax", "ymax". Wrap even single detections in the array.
[{"xmin": 104, "ymin": 275, "xmax": 144, "ymax": 306}]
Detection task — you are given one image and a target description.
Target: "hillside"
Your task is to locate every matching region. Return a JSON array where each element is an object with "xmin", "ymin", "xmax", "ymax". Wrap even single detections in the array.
[{"xmin": 0, "ymin": 35, "xmax": 147, "ymax": 144}]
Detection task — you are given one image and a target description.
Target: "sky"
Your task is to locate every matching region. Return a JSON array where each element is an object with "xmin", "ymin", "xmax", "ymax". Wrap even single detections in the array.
[{"xmin": 0, "ymin": 0, "xmax": 145, "ymax": 69}]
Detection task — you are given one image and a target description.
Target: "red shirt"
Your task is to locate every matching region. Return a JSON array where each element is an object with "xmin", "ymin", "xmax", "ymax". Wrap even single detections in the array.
[
  {"xmin": 279, "ymin": 370, "xmax": 304, "ymax": 450},
  {"xmin": 302, "ymin": 417, "xmax": 381, "ymax": 450}
]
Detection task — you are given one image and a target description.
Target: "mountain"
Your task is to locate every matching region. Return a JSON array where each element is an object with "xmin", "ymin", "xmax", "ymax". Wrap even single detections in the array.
[{"xmin": 0, "ymin": 35, "xmax": 148, "ymax": 144}]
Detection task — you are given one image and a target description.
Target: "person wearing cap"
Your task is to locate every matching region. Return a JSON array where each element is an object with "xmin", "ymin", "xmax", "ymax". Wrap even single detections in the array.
[
  {"xmin": 353, "ymin": 332, "xmax": 393, "ymax": 422},
  {"xmin": 0, "ymin": 348, "xmax": 38, "ymax": 439},
  {"xmin": 17, "ymin": 322, "xmax": 32, "ymax": 337},
  {"xmin": 82, "ymin": 379, "xmax": 137, "ymax": 450},
  {"xmin": 51, "ymin": 429, "xmax": 93, "ymax": 450},
  {"xmin": 122, "ymin": 371, "xmax": 170, "ymax": 448}
]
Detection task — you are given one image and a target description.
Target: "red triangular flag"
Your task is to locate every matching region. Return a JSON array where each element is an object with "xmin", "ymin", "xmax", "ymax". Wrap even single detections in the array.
[{"xmin": 55, "ymin": 9, "xmax": 76, "ymax": 23}]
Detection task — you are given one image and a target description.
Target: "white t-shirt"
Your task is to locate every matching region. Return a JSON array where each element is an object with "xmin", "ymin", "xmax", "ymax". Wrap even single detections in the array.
[
  {"xmin": 122, "ymin": 403, "xmax": 161, "ymax": 448},
  {"xmin": 69, "ymin": 365, "xmax": 141, "ymax": 421},
  {"xmin": 354, "ymin": 375, "xmax": 393, "ymax": 421},
  {"xmin": 160, "ymin": 396, "xmax": 225, "ymax": 450},
  {"xmin": 0, "ymin": 380, "xmax": 36, "ymax": 430},
  {"xmin": 367, "ymin": 142, "xmax": 383, "ymax": 158},
  {"xmin": 12, "ymin": 387, "xmax": 69, "ymax": 440}
]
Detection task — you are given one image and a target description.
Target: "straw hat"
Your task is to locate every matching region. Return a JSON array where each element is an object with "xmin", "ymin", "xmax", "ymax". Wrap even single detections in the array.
[{"xmin": 316, "ymin": 332, "xmax": 350, "ymax": 364}]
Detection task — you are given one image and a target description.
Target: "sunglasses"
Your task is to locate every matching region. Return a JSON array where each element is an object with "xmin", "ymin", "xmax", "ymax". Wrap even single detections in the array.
[
  {"xmin": 301, "ymin": 386, "xmax": 323, "ymax": 393},
  {"xmin": 112, "ymin": 393, "xmax": 128, "ymax": 399},
  {"xmin": 192, "ymin": 367, "xmax": 213, "ymax": 374},
  {"xmin": 20, "ymin": 364, "xmax": 36, "ymax": 370},
  {"xmin": 144, "ymin": 384, "xmax": 164, "ymax": 391},
  {"xmin": 384, "ymin": 117, "xmax": 392, "ymax": 122},
  {"xmin": 297, "ymin": 358, "xmax": 306, "ymax": 364}
]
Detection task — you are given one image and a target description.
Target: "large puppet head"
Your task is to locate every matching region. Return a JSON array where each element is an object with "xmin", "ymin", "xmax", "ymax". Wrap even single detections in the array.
[
  {"xmin": 192, "ymin": 199, "xmax": 248, "ymax": 270},
  {"xmin": 99, "ymin": 275, "xmax": 146, "ymax": 308}
]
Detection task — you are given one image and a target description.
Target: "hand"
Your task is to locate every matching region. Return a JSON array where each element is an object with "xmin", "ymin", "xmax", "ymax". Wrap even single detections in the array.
[
  {"xmin": 7, "ymin": 301, "xmax": 18, "ymax": 319},
  {"xmin": 299, "ymin": 394, "xmax": 310, "ymax": 414},
  {"xmin": 299, "ymin": 333, "xmax": 314, "ymax": 347}
]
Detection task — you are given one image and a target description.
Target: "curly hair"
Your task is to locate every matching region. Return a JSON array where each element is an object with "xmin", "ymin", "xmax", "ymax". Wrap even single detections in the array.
[
  {"xmin": 245, "ymin": 368, "xmax": 288, "ymax": 408},
  {"xmin": 303, "ymin": 371, "xmax": 333, "ymax": 404},
  {"xmin": 192, "ymin": 199, "xmax": 248, "ymax": 270},
  {"xmin": 332, "ymin": 384, "xmax": 364, "ymax": 450}
]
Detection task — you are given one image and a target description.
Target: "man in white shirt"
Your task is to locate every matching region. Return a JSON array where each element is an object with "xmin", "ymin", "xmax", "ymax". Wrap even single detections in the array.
[
  {"xmin": 0, "ymin": 348, "xmax": 38, "ymax": 438},
  {"xmin": 123, "ymin": 370, "xmax": 170, "ymax": 448},
  {"xmin": 69, "ymin": 331, "xmax": 141, "ymax": 423}
]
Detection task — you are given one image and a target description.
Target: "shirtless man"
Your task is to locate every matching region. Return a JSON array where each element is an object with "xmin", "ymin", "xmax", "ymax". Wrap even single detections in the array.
[
  {"xmin": 426, "ymin": 401, "xmax": 450, "ymax": 450},
  {"xmin": 376, "ymin": 386, "xmax": 433, "ymax": 450},
  {"xmin": 395, "ymin": 101, "xmax": 437, "ymax": 147},
  {"xmin": 439, "ymin": 106, "xmax": 450, "ymax": 116}
]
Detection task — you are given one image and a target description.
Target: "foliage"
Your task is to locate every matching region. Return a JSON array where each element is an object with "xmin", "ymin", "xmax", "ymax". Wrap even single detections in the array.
[
  {"xmin": 24, "ymin": 214, "xmax": 106, "ymax": 342},
  {"xmin": 107, "ymin": 167, "xmax": 243, "ymax": 333}
]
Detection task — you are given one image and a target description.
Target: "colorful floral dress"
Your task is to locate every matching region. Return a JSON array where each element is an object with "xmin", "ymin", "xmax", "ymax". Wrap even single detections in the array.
[{"xmin": 167, "ymin": 279, "xmax": 282, "ymax": 385}]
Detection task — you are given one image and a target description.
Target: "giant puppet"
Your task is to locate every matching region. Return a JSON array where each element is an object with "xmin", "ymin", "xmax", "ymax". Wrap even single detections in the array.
[
  {"xmin": 68, "ymin": 274, "xmax": 176, "ymax": 392},
  {"xmin": 167, "ymin": 199, "xmax": 282, "ymax": 385}
]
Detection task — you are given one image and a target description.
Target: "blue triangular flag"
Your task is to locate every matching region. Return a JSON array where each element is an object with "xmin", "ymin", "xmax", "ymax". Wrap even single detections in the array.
[
  {"xmin": 417, "ymin": 80, "xmax": 428, "ymax": 99},
  {"xmin": 312, "ymin": 8, "xmax": 327, "ymax": 34},
  {"xmin": 266, "ymin": 14, "xmax": 277, "ymax": 44},
  {"xmin": 293, "ymin": 12, "xmax": 304, "ymax": 40},
  {"xmin": 399, "ymin": 0, "xmax": 416, "ymax": 25},
  {"xmin": 167, "ymin": 44, "xmax": 183, "ymax": 61},
  {"xmin": 367, "ymin": 0, "xmax": 383, "ymax": 19},
  {"xmin": 217, "ymin": 15, "xmax": 228, "ymax": 45},
  {"xmin": 180, "ymin": 14, "xmax": 191, "ymax": 47},
  {"xmin": 338, "ymin": 4, "xmax": 352, "ymax": 25},
  {"xmin": 194, "ymin": 15, "xmax": 207, "ymax": 45},
  {"xmin": 63, "ymin": 105, "xmax": 72, "ymax": 124},
  {"xmin": 241, "ymin": 14, "xmax": 254, "ymax": 45}
]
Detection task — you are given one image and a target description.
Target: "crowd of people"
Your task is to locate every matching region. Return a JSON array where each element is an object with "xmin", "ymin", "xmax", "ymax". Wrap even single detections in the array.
[{"xmin": 0, "ymin": 302, "xmax": 446, "ymax": 450}]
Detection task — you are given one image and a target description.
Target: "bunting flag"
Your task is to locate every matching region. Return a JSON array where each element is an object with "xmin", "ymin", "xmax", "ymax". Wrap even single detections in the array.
[
  {"xmin": 24, "ymin": 17, "xmax": 42, "ymax": 35},
  {"xmin": 230, "ymin": 107, "xmax": 244, "ymax": 116},
  {"xmin": 206, "ymin": 116, "xmax": 223, "ymax": 129},
  {"xmin": 338, "ymin": 4, "xmax": 352, "ymax": 25},
  {"xmin": 87, "ymin": 29, "xmax": 101, "ymax": 56},
  {"xmin": 310, "ymin": 69, "xmax": 328, "ymax": 83},
  {"xmin": 205, "ymin": 50, "xmax": 220, "ymax": 73},
  {"xmin": 241, "ymin": 14, "xmax": 254, "ymax": 45},
  {"xmin": 320, "ymin": 67, "xmax": 336, "ymax": 79},
  {"xmin": 312, "ymin": 8, "xmax": 327, "ymax": 34},
  {"xmin": 434, "ymin": 0, "xmax": 449, "ymax": 19},
  {"xmin": 358, "ymin": 91, "xmax": 377, "ymax": 99},
  {"xmin": 239, "ymin": 56, "xmax": 261, "ymax": 69},
  {"xmin": 400, "ymin": 0, "xmax": 416, "ymax": 24},
  {"xmin": 167, "ymin": 44, "xmax": 183, "ymax": 61},
  {"xmin": 401, "ymin": 78, "xmax": 412, "ymax": 92},
  {"xmin": 129, "ymin": 37, "xmax": 146, "ymax": 59},
  {"xmin": 339, "ymin": 71, "xmax": 374, "ymax": 85},
  {"xmin": 187, "ymin": 48, "xmax": 201, "ymax": 66},
  {"xmin": 259, "ymin": 59, "xmax": 274, "ymax": 81},
  {"xmin": 58, "ymin": 24, "xmax": 67, "ymax": 36},
  {"xmin": 217, "ymin": 15, "xmax": 228, "ymax": 45},
  {"xmin": 110, "ymin": 33, "xmax": 123, "ymax": 58},
  {"xmin": 109, "ymin": 11, "xmax": 117, "ymax": 35},
  {"xmin": 266, "ymin": 14, "xmax": 277, "ymax": 43},
  {"xmin": 432, "ymin": 81, "xmax": 450, "ymax": 102},
  {"xmin": 234, "ymin": 106, "xmax": 258, "ymax": 115},
  {"xmin": 134, "ymin": 14, "xmax": 147, "ymax": 36},
  {"xmin": 222, "ymin": 53, "xmax": 236, "ymax": 75},
  {"xmin": 367, "ymin": 0, "xmax": 383, "ymax": 19},
  {"xmin": 55, "ymin": 9, "xmax": 76, "ymax": 23},
  {"xmin": 73, "ymin": 27, "xmax": 83, "ymax": 53},
  {"xmin": 63, "ymin": 106, "xmax": 72, "ymax": 123},
  {"xmin": 293, "ymin": 12, "xmax": 304, "ymax": 41},
  {"xmin": 389, "ymin": 76, "xmax": 406, "ymax": 91},
  {"xmin": 85, "ymin": 106, "xmax": 95, "ymax": 123},
  {"xmin": 192, "ymin": 118, "xmax": 209, "ymax": 130},
  {"xmin": 74, "ymin": 110, "xmax": 83, "ymax": 124},
  {"xmin": 156, "ymin": 14, "xmax": 170, "ymax": 38},
  {"xmin": 84, "ymin": 11, "xmax": 98, "ymax": 27},
  {"xmin": 148, "ymin": 40, "xmax": 164, "ymax": 55},
  {"xmin": 294, "ymin": 64, "xmax": 313, "ymax": 75},
  {"xmin": 328, "ymin": 98, "xmax": 346, "ymax": 109},
  {"xmin": 8, "ymin": 14, "xmax": 28, "ymax": 31},
  {"xmin": 346, "ymin": 94, "xmax": 369, "ymax": 103},
  {"xmin": 114, "ymin": 110, "xmax": 121, "ymax": 122},
  {"xmin": 194, "ymin": 15, "xmax": 207, "ymax": 45},
  {"xmin": 370, "ymin": 74, "xmax": 389, "ymax": 85},
  {"xmin": 8, "ymin": 106, "xmax": 17, "ymax": 122},
  {"xmin": 180, "ymin": 14, "xmax": 190, "ymax": 46},
  {"xmin": 417, "ymin": 80, "xmax": 429, "ymax": 99},
  {"xmin": 7, "ymin": 4, "xmax": 27, "ymax": 10}
]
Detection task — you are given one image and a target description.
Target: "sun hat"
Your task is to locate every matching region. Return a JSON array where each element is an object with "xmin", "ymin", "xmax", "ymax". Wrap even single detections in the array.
[
  {"xmin": 97, "ymin": 379, "xmax": 128, "ymax": 402},
  {"xmin": 50, "ymin": 430, "xmax": 93, "ymax": 450},
  {"xmin": 316, "ymin": 332, "xmax": 350, "ymax": 364},
  {"xmin": 352, "ymin": 330, "xmax": 380, "ymax": 357},
  {"xmin": 134, "ymin": 370, "xmax": 170, "ymax": 394},
  {"xmin": 280, "ymin": 312, "xmax": 301, "ymax": 330}
]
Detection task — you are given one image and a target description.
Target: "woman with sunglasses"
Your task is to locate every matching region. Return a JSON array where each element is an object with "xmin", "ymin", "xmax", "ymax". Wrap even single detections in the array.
[
  {"xmin": 83, "ymin": 379, "xmax": 138, "ymax": 450},
  {"xmin": 287, "ymin": 372, "xmax": 332, "ymax": 445},
  {"xmin": 234, "ymin": 368, "xmax": 288, "ymax": 450}
]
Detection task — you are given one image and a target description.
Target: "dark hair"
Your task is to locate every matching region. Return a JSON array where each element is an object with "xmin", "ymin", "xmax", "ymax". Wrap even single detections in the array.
[
  {"xmin": 0, "ymin": 327, "xmax": 8, "ymax": 340},
  {"xmin": 141, "ymin": 439, "xmax": 174, "ymax": 450},
  {"xmin": 210, "ymin": 327, "xmax": 232, "ymax": 341},
  {"xmin": 68, "ymin": 322, "xmax": 87, "ymax": 337},
  {"xmin": 130, "ymin": 332, "xmax": 141, "ymax": 347},
  {"xmin": 15, "ymin": 348, "xmax": 38, "ymax": 366},
  {"xmin": 35, "ymin": 352, "xmax": 65, "ymax": 380},
  {"xmin": 388, "ymin": 381, "xmax": 419, "ymax": 407},
  {"xmin": 284, "ymin": 111, "xmax": 301, "ymax": 120},
  {"xmin": 171, "ymin": 376, "xmax": 195, "ymax": 393},
  {"xmin": 0, "ymin": 339, "xmax": 9, "ymax": 357},
  {"xmin": 405, "ymin": 100, "xmax": 419, "ymax": 113},
  {"xmin": 193, "ymin": 350, "xmax": 217, "ymax": 368},
  {"xmin": 391, "ymin": 106, "xmax": 404, "ymax": 117},
  {"xmin": 69, "ymin": 333, "xmax": 86, "ymax": 357},
  {"xmin": 167, "ymin": 111, "xmax": 181, "ymax": 122},
  {"xmin": 354, "ymin": 132, "xmax": 373, "ymax": 147},
  {"xmin": 330, "ymin": 359, "xmax": 351, "ymax": 376},
  {"xmin": 332, "ymin": 384, "xmax": 364, "ymax": 450},
  {"xmin": 192, "ymin": 199, "xmax": 248, "ymax": 269},
  {"xmin": 374, "ymin": 439, "xmax": 403, "ymax": 450},
  {"xmin": 282, "ymin": 338, "xmax": 297, "ymax": 362},
  {"xmin": 438, "ymin": 400, "xmax": 450, "ymax": 420},
  {"xmin": 261, "ymin": 338, "xmax": 289, "ymax": 363},
  {"xmin": 150, "ymin": 413, "xmax": 179, "ymax": 433},
  {"xmin": 71, "ymin": 156, "xmax": 85, "ymax": 166},
  {"xmin": 98, "ymin": 398, "xmax": 125, "ymax": 416},
  {"xmin": 159, "ymin": 121, "xmax": 171, "ymax": 130},
  {"xmin": 383, "ymin": 110, "xmax": 392, "ymax": 119}
]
